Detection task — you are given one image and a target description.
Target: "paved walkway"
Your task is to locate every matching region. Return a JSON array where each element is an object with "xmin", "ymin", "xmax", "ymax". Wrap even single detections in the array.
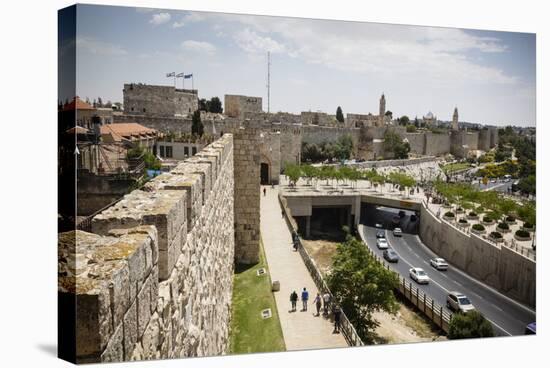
[{"xmin": 260, "ymin": 185, "xmax": 347, "ymax": 351}]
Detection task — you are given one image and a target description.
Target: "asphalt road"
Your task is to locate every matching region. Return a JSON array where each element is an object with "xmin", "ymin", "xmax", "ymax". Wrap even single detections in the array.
[{"xmin": 359, "ymin": 206, "xmax": 536, "ymax": 336}]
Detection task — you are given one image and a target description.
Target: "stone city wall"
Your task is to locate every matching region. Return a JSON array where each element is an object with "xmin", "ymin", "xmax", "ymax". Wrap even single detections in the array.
[
  {"xmin": 478, "ymin": 129, "xmax": 491, "ymax": 151},
  {"xmin": 403, "ymin": 132, "xmax": 426, "ymax": 155},
  {"xmin": 277, "ymin": 124, "xmax": 302, "ymax": 168},
  {"xmin": 419, "ymin": 202, "xmax": 535, "ymax": 307},
  {"xmin": 60, "ymin": 134, "xmax": 237, "ymax": 363},
  {"xmin": 259, "ymin": 131, "xmax": 281, "ymax": 183},
  {"xmin": 424, "ymin": 132, "xmax": 451, "ymax": 156}
]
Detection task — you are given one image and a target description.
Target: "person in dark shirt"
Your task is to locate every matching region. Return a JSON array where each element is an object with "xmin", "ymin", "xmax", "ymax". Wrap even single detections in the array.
[
  {"xmin": 290, "ymin": 291, "xmax": 298, "ymax": 312},
  {"xmin": 332, "ymin": 304, "xmax": 342, "ymax": 333}
]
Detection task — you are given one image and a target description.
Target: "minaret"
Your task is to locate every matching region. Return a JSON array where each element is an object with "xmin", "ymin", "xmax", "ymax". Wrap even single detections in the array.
[
  {"xmin": 378, "ymin": 93, "xmax": 386, "ymax": 127},
  {"xmin": 452, "ymin": 107, "xmax": 459, "ymax": 131}
]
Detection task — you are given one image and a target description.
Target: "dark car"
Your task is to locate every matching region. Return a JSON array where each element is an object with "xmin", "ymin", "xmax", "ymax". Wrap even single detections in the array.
[
  {"xmin": 376, "ymin": 230, "xmax": 385, "ymax": 238},
  {"xmin": 410, "ymin": 214, "xmax": 417, "ymax": 222},
  {"xmin": 383, "ymin": 249, "xmax": 399, "ymax": 263},
  {"xmin": 398, "ymin": 210, "xmax": 406, "ymax": 218},
  {"xmin": 525, "ymin": 322, "xmax": 536, "ymax": 335}
]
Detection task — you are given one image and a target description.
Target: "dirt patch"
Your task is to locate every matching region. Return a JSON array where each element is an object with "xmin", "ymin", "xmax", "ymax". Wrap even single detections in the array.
[{"xmin": 302, "ymin": 237, "xmax": 447, "ymax": 345}]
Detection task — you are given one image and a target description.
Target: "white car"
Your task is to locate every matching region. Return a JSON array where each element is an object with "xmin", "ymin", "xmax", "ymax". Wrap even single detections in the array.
[
  {"xmin": 376, "ymin": 238, "xmax": 389, "ymax": 249},
  {"xmin": 409, "ymin": 267, "xmax": 430, "ymax": 284},
  {"xmin": 446, "ymin": 292, "xmax": 475, "ymax": 313},
  {"xmin": 430, "ymin": 257, "xmax": 449, "ymax": 271},
  {"xmin": 393, "ymin": 228, "xmax": 403, "ymax": 237},
  {"xmin": 375, "ymin": 223, "xmax": 383, "ymax": 229}
]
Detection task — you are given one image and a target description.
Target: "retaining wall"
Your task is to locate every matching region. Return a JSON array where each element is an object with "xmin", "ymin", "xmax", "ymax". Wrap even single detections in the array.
[{"xmin": 419, "ymin": 202, "xmax": 535, "ymax": 307}]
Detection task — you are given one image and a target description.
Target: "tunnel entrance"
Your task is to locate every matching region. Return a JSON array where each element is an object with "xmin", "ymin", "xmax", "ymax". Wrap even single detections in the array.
[
  {"xmin": 295, "ymin": 205, "xmax": 353, "ymax": 240},
  {"xmin": 260, "ymin": 163, "xmax": 270, "ymax": 185},
  {"xmin": 360, "ymin": 203, "xmax": 420, "ymax": 234}
]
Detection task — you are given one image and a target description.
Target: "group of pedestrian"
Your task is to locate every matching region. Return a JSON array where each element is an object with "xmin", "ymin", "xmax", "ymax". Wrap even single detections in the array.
[{"xmin": 289, "ymin": 289, "xmax": 342, "ymax": 333}]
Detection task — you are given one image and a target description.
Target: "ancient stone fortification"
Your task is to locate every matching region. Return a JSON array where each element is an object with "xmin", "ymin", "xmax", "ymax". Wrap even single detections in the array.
[
  {"xmin": 58, "ymin": 134, "xmax": 261, "ymax": 363},
  {"xmin": 123, "ymin": 83, "xmax": 198, "ymax": 117},
  {"xmin": 419, "ymin": 202, "xmax": 535, "ymax": 307},
  {"xmin": 224, "ymin": 94, "xmax": 262, "ymax": 118}
]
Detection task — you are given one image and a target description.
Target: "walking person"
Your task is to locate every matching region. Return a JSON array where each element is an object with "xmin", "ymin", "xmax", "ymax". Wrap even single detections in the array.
[
  {"xmin": 313, "ymin": 293, "xmax": 322, "ymax": 316},
  {"xmin": 290, "ymin": 290, "xmax": 298, "ymax": 312},
  {"xmin": 332, "ymin": 304, "xmax": 342, "ymax": 333},
  {"xmin": 301, "ymin": 287, "xmax": 309, "ymax": 311},
  {"xmin": 322, "ymin": 292, "xmax": 331, "ymax": 316},
  {"xmin": 263, "ymin": 187, "xmax": 266, "ymax": 196}
]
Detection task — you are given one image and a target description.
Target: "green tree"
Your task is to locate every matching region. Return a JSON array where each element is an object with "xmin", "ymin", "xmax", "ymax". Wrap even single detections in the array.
[
  {"xmin": 448, "ymin": 311, "xmax": 495, "ymax": 339},
  {"xmin": 336, "ymin": 106, "xmax": 345, "ymax": 123},
  {"xmin": 327, "ymin": 235, "xmax": 399, "ymax": 343},
  {"xmin": 385, "ymin": 110, "xmax": 393, "ymax": 120},
  {"xmin": 398, "ymin": 115, "xmax": 410, "ymax": 126},
  {"xmin": 517, "ymin": 175, "xmax": 536, "ymax": 195},
  {"xmin": 284, "ymin": 164, "xmax": 302, "ymax": 186},
  {"xmin": 191, "ymin": 110, "xmax": 204, "ymax": 137},
  {"xmin": 406, "ymin": 124, "xmax": 417, "ymax": 133},
  {"xmin": 209, "ymin": 97, "xmax": 223, "ymax": 113}
]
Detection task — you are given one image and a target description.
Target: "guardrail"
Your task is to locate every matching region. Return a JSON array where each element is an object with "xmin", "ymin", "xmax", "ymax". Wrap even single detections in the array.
[
  {"xmin": 359, "ymin": 230, "xmax": 451, "ymax": 334},
  {"xmin": 278, "ymin": 194, "xmax": 364, "ymax": 347}
]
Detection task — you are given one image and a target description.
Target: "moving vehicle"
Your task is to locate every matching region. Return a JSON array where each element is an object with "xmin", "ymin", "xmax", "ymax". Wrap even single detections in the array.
[
  {"xmin": 376, "ymin": 230, "xmax": 385, "ymax": 238},
  {"xmin": 398, "ymin": 210, "xmax": 406, "ymax": 218},
  {"xmin": 525, "ymin": 322, "xmax": 536, "ymax": 335},
  {"xmin": 375, "ymin": 222, "xmax": 383, "ymax": 229},
  {"xmin": 409, "ymin": 267, "xmax": 430, "ymax": 284},
  {"xmin": 393, "ymin": 228, "xmax": 403, "ymax": 237},
  {"xmin": 383, "ymin": 249, "xmax": 399, "ymax": 262},
  {"xmin": 430, "ymin": 257, "xmax": 449, "ymax": 271},
  {"xmin": 446, "ymin": 292, "xmax": 475, "ymax": 312},
  {"xmin": 376, "ymin": 238, "xmax": 389, "ymax": 249}
]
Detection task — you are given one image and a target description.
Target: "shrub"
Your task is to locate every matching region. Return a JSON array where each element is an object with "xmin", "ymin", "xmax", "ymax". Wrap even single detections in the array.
[
  {"xmin": 523, "ymin": 222, "xmax": 534, "ymax": 229},
  {"xmin": 448, "ymin": 311, "xmax": 495, "ymax": 339},
  {"xmin": 457, "ymin": 207, "xmax": 464, "ymax": 212},
  {"xmin": 515, "ymin": 230, "xmax": 530, "ymax": 238},
  {"xmin": 469, "ymin": 212, "xmax": 477, "ymax": 217},
  {"xmin": 459, "ymin": 219, "xmax": 468, "ymax": 224},
  {"xmin": 497, "ymin": 222, "xmax": 509, "ymax": 230},
  {"xmin": 482, "ymin": 216, "xmax": 493, "ymax": 223},
  {"xmin": 490, "ymin": 231, "xmax": 503, "ymax": 239},
  {"xmin": 444, "ymin": 211, "xmax": 455, "ymax": 218},
  {"xmin": 472, "ymin": 224, "xmax": 485, "ymax": 231},
  {"xmin": 506, "ymin": 216, "xmax": 516, "ymax": 222}
]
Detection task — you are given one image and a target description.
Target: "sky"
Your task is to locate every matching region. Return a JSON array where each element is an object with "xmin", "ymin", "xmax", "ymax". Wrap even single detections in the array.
[{"xmin": 72, "ymin": 4, "xmax": 536, "ymax": 126}]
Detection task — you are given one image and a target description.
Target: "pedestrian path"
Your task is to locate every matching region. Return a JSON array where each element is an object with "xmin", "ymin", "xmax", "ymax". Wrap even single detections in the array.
[{"xmin": 260, "ymin": 185, "xmax": 348, "ymax": 351}]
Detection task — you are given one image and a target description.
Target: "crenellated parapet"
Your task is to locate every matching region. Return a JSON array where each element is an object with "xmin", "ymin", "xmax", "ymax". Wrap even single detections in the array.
[{"xmin": 59, "ymin": 134, "xmax": 238, "ymax": 362}]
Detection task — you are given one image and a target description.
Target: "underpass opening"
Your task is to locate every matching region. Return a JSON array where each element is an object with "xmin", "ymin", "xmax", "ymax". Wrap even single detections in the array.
[
  {"xmin": 360, "ymin": 203, "xmax": 420, "ymax": 235},
  {"xmin": 295, "ymin": 205, "xmax": 352, "ymax": 240}
]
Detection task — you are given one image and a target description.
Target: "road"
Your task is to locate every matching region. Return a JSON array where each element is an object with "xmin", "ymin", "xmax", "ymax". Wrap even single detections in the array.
[{"xmin": 359, "ymin": 206, "xmax": 536, "ymax": 336}]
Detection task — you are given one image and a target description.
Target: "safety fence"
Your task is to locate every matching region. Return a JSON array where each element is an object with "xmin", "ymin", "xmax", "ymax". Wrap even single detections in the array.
[{"xmin": 278, "ymin": 194, "xmax": 364, "ymax": 347}]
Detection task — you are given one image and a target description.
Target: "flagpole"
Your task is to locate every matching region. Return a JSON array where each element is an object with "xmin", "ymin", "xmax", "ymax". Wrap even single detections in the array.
[
  {"xmin": 182, "ymin": 72, "xmax": 185, "ymax": 89},
  {"xmin": 192, "ymin": 75, "xmax": 194, "ymax": 91}
]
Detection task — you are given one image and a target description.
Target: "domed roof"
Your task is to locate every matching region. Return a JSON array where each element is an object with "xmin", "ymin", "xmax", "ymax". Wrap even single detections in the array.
[{"xmin": 424, "ymin": 111, "xmax": 434, "ymax": 119}]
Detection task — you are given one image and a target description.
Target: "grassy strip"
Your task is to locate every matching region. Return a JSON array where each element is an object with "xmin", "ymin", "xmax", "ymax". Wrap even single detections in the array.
[
  {"xmin": 442, "ymin": 162, "xmax": 471, "ymax": 173},
  {"xmin": 229, "ymin": 239, "xmax": 286, "ymax": 354}
]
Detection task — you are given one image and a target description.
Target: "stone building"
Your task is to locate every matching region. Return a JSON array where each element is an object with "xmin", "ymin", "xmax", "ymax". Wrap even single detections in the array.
[
  {"xmin": 452, "ymin": 107, "xmax": 459, "ymax": 131},
  {"xmin": 123, "ymin": 83, "xmax": 198, "ymax": 117},
  {"xmin": 224, "ymin": 94, "xmax": 263, "ymax": 118}
]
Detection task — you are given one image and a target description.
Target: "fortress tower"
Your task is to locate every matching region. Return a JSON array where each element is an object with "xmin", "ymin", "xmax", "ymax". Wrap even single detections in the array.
[
  {"xmin": 378, "ymin": 93, "xmax": 386, "ymax": 127},
  {"xmin": 452, "ymin": 107, "xmax": 459, "ymax": 131}
]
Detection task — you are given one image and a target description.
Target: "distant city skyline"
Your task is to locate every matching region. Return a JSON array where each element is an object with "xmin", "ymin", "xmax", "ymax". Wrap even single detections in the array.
[{"xmin": 73, "ymin": 5, "xmax": 536, "ymax": 126}]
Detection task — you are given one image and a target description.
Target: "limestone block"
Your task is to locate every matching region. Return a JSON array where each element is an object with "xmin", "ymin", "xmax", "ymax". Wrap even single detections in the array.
[
  {"xmin": 182, "ymin": 159, "xmax": 212, "ymax": 201},
  {"xmin": 158, "ymin": 239, "xmax": 181, "ymax": 281},
  {"xmin": 92, "ymin": 189, "xmax": 186, "ymax": 255},
  {"xmin": 141, "ymin": 313, "xmax": 161, "ymax": 359},
  {"xmin": 137, "ymin": 274, "xmax": 153, "ymax": 338},
  {"xmin": 130, "ymin": 342, "xmax": 144, "ymax": 361},
  {"xmin": 101, "ymin": 323, "xmax": 124, "ymax": 362},
  {"xmin": 122, "ymin": 300, "xmax": 137, "ymax": 361},
  {"xmin": 150, "ymin": 265, "xmax": 159, "ymax": 313}
]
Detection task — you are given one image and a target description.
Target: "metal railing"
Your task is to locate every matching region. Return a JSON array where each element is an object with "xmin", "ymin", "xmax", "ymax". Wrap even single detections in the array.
[{"xmin": 278, "ymin": 194, "xmax": 364, "ymax": 346}]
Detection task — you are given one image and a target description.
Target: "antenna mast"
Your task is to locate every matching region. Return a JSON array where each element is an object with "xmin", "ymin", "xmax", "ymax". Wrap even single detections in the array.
[{"xmin": 267, "ymin": 51, "xmax": 271, "ymax": 113}]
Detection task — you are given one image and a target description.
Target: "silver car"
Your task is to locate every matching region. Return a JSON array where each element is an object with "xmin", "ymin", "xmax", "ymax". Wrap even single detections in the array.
[
  {"xmin": 430, "ymin": 257, "xmax": 449, "ymax": 271},
  {"xmin": 409, "ymin": 267, "xmax": 430, "ymax": 284},
  {"xmin": 447, "ymin": 292, "xmax": 475, "ymax": 313},
  {"xmin": 376, "ymin": 238, "xmax": 389, "ymax": 249}
]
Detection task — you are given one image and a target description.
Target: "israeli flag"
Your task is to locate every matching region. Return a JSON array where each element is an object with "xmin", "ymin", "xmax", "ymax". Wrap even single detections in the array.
[
  {"xmin": 184, "ymin": 74, "xmax": 193, "ymax": 79},
  {"xmin": 176, "ymin": 72, "xmax": 184, "ymax": 77},
  {"xmin": 166, "ymin": 72, "xmax": 175, "ymax": 77}
]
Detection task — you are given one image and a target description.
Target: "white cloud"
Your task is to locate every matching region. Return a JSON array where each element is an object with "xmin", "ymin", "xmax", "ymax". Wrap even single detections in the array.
[
  {"xmin": 149, "ymin": 13, "xmax": 171, "ymax": 26},
  {"xmin": 171, "ymin": 12, "xmax": 205, "ymax": 29},
  {"xmin": 181, "ymin": 40, "xmax": 216, "ymax": 55},
  {"xmin": 234, "ymin": 28, "xmax": 286, "ymax": 55},
  {"xmin": 224, "ymin": 16, "xmax": 515, "ymax": 85},
  {"xmin": 172, "ymin": 21, "xmax": 185, "ymax": 29},
  {"xmin": 76, "ymin": 37, "xmax": 127, "ymax": 56}
]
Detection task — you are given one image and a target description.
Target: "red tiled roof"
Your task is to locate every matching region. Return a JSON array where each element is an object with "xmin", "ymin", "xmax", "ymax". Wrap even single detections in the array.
[
  {"xmin": 65, "ymin": 126, "xmax": 90, "ymax": 135},
  {"xmin": 100, "ymin": 123, "xmax": 158, "ymax": 142},
  {"xmin": 63, "ymin": 96, "xmax": 94, "ymax": 111}
]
